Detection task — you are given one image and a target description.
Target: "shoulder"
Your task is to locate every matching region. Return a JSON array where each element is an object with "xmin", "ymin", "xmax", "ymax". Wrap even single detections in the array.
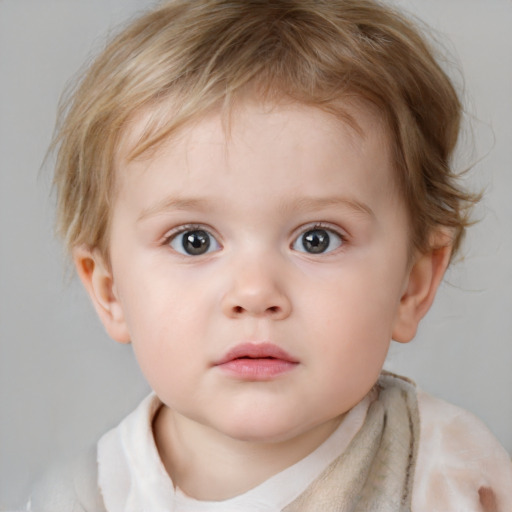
[
  {"xmin": 27, "ymin": 446, "xmax": 105, "ymax": 512},
  {"xmin": 413, "ymin": 390, "xmax": 512, "ymax": 512}
]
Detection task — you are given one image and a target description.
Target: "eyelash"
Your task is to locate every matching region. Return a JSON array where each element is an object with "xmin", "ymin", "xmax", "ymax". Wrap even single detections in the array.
[{"xmin": 163, "ymin": 224, "xmax": 207, "ymax": 243}]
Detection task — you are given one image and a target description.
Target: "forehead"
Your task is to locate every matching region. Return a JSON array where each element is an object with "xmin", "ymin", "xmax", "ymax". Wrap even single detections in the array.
[
  {"xmin": 114, "ymin": 99, "xmax": 399, "ymax": 209},
  {"xmin": 117, "ymin": 97, "xmax": 392, "ymax": 168}
]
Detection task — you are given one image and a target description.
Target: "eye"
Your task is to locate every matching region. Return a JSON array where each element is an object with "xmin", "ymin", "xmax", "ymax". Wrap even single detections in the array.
[
  {"xmin": 168, "ymin": 228, "xmax": 220, "ymax": 256},
  {"xmin": 292, "ymin": 227, "xmax": 344, "ymax": 254}
]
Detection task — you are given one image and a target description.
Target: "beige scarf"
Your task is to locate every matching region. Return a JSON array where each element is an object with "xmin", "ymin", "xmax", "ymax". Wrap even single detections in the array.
[{"xmin": 283, "ymin": 372, "xmax": 419, "ymax": 512}]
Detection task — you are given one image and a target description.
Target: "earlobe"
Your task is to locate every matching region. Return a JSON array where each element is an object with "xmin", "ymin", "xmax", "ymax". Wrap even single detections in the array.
[
  {"xmin": 73, "ymin": 246, "xmax": 131, "ymax": 344},
  {"xmin": 392, "ymin": 234, "xmax": 453, "ymax": 343}
]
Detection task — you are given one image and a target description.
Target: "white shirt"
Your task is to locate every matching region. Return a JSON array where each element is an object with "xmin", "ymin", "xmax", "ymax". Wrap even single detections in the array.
[{"xmin": 98, "ymin": 391, "xmax": 512, "ymax": 512}]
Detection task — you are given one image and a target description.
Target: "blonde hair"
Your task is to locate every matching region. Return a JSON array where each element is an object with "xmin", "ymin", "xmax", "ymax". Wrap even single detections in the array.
[{"xmin": 53, "ymin": 0, "xmax": 478, "ymax": 260}]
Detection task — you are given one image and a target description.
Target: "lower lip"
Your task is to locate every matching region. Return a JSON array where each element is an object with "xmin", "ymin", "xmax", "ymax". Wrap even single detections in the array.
[{"xmin": 217, "ymin": 358, "xmax": 298, "ymax": 380}]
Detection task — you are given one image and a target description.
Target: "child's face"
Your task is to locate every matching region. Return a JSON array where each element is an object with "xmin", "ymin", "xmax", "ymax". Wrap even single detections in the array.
[{"xmin": 85, "ymin": 101, "xmax": 421, "ymax": 443}]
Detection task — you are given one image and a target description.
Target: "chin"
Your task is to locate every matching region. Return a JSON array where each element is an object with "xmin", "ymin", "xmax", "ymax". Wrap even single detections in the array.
[{"xmin": 216, "ymin": 413, "xmax": 310, "ymax": 445}]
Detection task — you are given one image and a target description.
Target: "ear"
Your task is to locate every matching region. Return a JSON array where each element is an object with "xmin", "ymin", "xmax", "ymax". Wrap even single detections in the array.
[
  {"xmin": 392, "ymin": 231, "xmax": 453, "ymax": 343},
  {"xmin": 73, "ymin": 246, "xmax": 131, "ymax": 344}
]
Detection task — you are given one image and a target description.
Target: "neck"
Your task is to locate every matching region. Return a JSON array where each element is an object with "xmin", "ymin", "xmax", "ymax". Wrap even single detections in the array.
[{"xmin": 153, "ymin": 405, "xmax": 342, "ymax": 501}]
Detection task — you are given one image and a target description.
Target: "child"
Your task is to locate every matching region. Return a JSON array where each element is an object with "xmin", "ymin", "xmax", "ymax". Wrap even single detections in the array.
[{"xmin": 28, "ymin": 0, "xmax": 512, "ymax": 510}]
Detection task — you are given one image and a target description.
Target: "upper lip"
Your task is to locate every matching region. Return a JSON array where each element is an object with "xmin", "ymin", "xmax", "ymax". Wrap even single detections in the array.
[{"xmin": 214, "ymin": 342, "xmax": 299, "ymax": 366}]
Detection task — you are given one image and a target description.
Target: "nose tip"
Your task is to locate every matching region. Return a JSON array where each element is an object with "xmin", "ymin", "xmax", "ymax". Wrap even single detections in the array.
[{"xmin": 221, "ymin": 270, "xmax": 291, "ymax": 320}]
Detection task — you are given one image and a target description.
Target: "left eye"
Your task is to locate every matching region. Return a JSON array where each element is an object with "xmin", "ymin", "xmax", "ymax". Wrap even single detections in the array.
[
  {"xmin": 169, "ymin": 229, "xmax": 220, "ymax": 256},
  {"xmin": 292, "ymin": 227, "xmax": 343, "ymax": 254}
]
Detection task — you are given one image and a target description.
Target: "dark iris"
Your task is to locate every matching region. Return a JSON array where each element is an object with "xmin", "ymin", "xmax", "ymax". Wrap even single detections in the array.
[
  {"xmin": 302, "ymin": 229, "xmax": 330, "ymax": 253},
  {"xmin": 182, "ymin": 230, "xmax": 211, "ymax": 255}
]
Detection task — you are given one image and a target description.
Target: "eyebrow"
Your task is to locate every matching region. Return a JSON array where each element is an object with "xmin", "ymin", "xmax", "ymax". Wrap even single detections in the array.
[
  {"xmin": 288, "ymin": 196, "xmax": 375, "ymax": 219},
  {"xmin": 137, "ymin": 196, "xmax": 215, "ymax": 221},
  {"xmin": 138, "ymin": 194, "xmax": 374, "ymax": 221}
]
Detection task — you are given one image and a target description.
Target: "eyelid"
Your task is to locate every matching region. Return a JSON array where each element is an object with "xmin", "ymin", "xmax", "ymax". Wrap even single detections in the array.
[
  {"xmin": 162, "ymin": 222, "xmax": 215, "ymax": 238},
  {"xmin": 292, "ymin": 222, "xmax": 348, "ymax": 240}
]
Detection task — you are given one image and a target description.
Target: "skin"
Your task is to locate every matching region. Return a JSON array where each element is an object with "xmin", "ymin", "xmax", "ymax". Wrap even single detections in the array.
[{"xmin": 75, "ymin": 100, "xmax": 451, "ymax": 500}]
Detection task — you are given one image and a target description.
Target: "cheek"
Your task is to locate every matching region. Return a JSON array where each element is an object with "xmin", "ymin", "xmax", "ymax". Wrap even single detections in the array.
[
  {"xmin": 116, "ymin": 270, "xmax": 208, "ymax": 381},
  {"xmin": 300, "ymin": 258, "xmax": 404, "ymax": 377},
  {"xmin": 309, "ymin": 289, "xmax": 392, "ymax": 411},
  {"xmin": 307, "ymin": 266, "xmax": 402, "ymax": 336}
]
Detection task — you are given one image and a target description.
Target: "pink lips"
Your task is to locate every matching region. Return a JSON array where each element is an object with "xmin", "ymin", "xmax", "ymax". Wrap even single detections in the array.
[{"xmin": 214, "ymin": 343, "xmax": 299, "ymax": 380}]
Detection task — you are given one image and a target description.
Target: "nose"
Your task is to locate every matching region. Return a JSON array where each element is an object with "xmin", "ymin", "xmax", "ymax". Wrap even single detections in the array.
[{"xmin": 221, "ymin": 258, "xmax": 292, "ymax": 320}]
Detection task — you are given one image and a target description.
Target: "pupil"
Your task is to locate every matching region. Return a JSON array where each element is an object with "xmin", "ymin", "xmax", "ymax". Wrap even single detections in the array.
[
  {"xmin": 183, "ymin": 230, "xmax": 210, "ymax": 255},
  {"xmin": 303, "ymin": 229, "xmax": 329, "ymax": 254}
]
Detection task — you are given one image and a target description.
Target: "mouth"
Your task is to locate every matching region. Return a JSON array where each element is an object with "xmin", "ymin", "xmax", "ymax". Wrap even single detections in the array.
[{"xmin": 214, "ymin": 343, "xmax": 299, "ymax": 380}]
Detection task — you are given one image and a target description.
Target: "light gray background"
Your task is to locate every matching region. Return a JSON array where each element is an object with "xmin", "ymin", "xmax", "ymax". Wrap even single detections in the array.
[{"xmin": 1, "ymin": 0, "xmax": 511, "ymax": 508}]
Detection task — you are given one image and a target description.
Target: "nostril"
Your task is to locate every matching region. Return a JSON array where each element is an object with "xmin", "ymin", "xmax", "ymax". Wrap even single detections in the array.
[{"xmin": 231, "ymin": 305, "xmax": 280, "ymax": 315}]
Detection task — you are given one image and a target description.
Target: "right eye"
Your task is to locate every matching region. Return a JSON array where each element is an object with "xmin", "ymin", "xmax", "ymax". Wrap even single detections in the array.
[{"xmin": 168, "ymin": 228, "xmax": 220, "ymax": 256}]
